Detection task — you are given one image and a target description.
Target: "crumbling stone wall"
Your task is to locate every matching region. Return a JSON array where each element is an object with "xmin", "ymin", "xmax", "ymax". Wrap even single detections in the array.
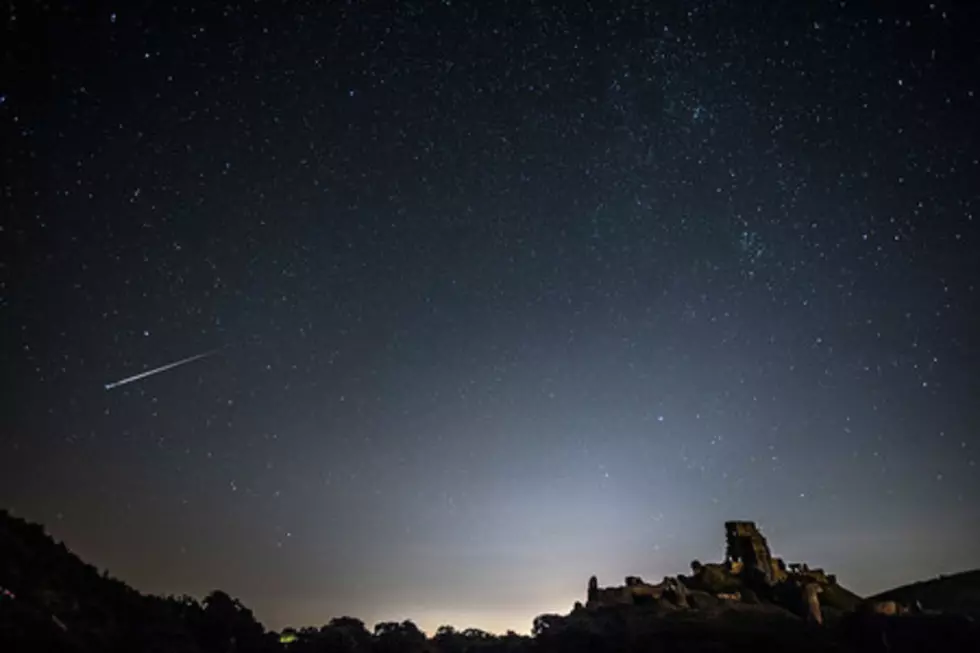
[
  {"xmin": 724, "ymin": 521, "xmax": 777, "ymax": 585},
  {"xmin": 585, "ymin": 576, "xmax": 677, "ymax": 609}
]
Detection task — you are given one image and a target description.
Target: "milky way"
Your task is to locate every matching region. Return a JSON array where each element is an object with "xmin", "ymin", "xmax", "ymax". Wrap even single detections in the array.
[{"xmin": 2, "ymin": 0, "xmax": 978, "ymax": 635}]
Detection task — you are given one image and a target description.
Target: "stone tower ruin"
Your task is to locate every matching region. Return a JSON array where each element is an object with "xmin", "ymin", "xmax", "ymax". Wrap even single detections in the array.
[{"xmin": 724, "ymin": 520, "xmax": 776, "ymax": 585}]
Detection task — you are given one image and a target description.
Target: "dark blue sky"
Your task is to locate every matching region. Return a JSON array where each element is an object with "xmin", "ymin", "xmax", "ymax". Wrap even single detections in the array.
[{"xmin": 2, "ymin": 0, "xmax": 978, "ymax": 634}]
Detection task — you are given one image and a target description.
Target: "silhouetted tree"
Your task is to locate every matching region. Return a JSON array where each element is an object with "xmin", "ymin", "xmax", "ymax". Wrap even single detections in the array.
[
  {"xmin": 432, "ymin": 625, "xmax": 461, "ymax": 653},
  {"xmin": 374, "ymin": 620, "xmax": 426, "ymax": 653},
  {"xmin": 329, "ymin": 617, "xmax": 372, "ymax": 645},
  {"xmin": 193, "ymin": 590, "xmax": 266, "ymax": 653},
  {"xmin": 433, "ymin": 625, "xmax": 457, "ymax": 638},
  {"xmin": 460, "ymin": 628, "xmax": 492, "ymax": 640},
  {"xmin": 284, "ymin": 617, "xmax": 373, "ymax": 653},
  {"xmin": 531, "ymin": 614, "xmax": 564, "ymax": 638}
]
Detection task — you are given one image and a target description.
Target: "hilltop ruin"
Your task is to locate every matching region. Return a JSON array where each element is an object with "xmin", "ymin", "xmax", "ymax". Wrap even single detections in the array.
[
  {"xmin": 721, "ymin": 520, "xmax": 837, "ymax": 587},
  {"xmin": 584, "ymin": 520, "xmax": 854, "ymax": 623}
]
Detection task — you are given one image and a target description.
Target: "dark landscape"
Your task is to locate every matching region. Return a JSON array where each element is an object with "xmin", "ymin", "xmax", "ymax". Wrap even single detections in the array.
[{"xmin": 2, "ymin": 509, "xmax": 977, "ymax": 652}]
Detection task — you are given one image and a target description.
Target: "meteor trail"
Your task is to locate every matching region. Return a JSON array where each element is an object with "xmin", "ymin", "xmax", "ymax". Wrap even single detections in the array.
[{"xmin": 104, "ymin": 349, "xmax": 218, "ymax": 390}]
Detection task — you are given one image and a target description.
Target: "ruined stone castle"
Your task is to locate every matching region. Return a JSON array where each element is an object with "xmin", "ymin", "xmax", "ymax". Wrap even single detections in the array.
[
  {"xmin": 584, "ymin": 520, "xmax": 839, "ymax": 620},
  {"xmin": 722, "ymin": 520, "xmax": 836, "ymax": 587}
]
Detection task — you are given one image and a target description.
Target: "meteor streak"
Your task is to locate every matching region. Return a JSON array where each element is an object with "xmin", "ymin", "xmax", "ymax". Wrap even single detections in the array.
[{"xmin": 104, "ymin": 349, "xmax": 218, "ymax": 390}]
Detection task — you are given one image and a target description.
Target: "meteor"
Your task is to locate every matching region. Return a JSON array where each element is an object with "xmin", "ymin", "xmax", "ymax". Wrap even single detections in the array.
[{"xmin": 104, "ymin": 349, "xmax": 218, "ymax": 390}]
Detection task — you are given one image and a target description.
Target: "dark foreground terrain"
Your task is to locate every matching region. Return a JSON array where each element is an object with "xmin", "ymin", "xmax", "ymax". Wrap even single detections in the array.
[
  {"xmin": 869, "ymin": 570, "xmax": 980, "ymax": 620},
  {"xmin": 1, "ymin": 509, "xmax": 977, "ymax": 653}
]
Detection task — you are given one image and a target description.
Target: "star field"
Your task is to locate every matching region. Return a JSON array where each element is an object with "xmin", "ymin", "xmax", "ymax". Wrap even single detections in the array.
[{"xmin": 2, "ymin": 0, "xmax": 979, "ymax": 635}]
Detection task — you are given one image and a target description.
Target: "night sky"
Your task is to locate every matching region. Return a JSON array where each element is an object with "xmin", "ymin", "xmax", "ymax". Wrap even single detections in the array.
[{"xmin": 2, "ymin": 0, "xmax": 979, "ymax": 636}]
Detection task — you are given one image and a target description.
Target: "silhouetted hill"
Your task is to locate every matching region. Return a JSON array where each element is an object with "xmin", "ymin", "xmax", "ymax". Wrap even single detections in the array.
[
  {"xmin": 0, "ymin": 509, "xmax": 205, "ymax": 652},
  {"xmin": 870, "ymin": 570, "xmax": 980, "ymax": 618}
]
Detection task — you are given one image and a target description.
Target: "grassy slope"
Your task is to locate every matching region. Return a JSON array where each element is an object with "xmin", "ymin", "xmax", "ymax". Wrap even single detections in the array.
[
  {"xmin": 870, "ymin": 569, "xmax": 980, "ymax": 617},
  {"xmin": 821, "ymin": 583, "xmax": 863, "ymax": 611}
]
